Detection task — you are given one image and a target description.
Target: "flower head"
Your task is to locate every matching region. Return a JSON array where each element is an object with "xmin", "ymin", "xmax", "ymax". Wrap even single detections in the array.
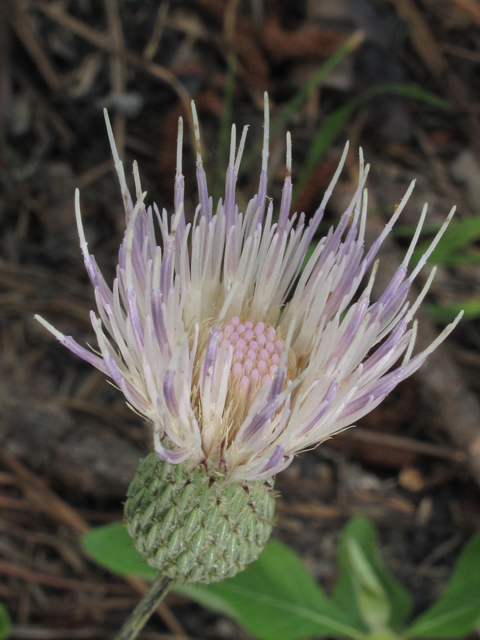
[{"xmin": 36, "ymin": 94, "xmax": 461, "ymax": 483}]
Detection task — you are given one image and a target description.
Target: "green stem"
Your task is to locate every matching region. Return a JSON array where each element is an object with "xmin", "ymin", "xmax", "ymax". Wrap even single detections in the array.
[{"xmin": 114, "ymin": 574, "xmax": 173, "ymax": 640}]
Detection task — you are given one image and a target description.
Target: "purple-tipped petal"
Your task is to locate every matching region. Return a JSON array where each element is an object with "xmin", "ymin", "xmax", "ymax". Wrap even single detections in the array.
[{"xmin": 36, "ymin": 96, "xmax": 460, "ymax": 482}]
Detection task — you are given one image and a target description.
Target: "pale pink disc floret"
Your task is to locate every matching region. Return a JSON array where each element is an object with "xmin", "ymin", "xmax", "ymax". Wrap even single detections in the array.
[{"xmin": 36, "ymin": 94, "xmax": 462, "ymax": 481}]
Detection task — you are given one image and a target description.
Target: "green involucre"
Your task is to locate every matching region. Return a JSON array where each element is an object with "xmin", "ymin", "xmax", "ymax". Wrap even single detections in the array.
[{"xmin": 124, "ymin": 453, "xmax": 276, "ymax": 584}]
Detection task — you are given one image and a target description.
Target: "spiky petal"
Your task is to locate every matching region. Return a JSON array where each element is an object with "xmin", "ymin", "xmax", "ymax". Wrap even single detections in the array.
[{"xmin": 36, "ymin": 94, "xmax": 462, "ymax": 482}]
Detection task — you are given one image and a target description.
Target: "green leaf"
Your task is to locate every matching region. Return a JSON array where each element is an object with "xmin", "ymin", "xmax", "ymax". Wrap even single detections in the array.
[
  {"xmin": 364, "ymin": 633, "xmax": 398, "ymax": 640},
  {"xmin": 183, "ymin": 540, "xmax": 365, "ymax": 640},
  {"xmin": 403, "ymin": 533, "xmax": 480, "ymax": 638},
  {"xmin": 346, "ymin": 537, "xmax": 392, "ymax": 632},
  {"xmin": 333, "ymin": 518, "xmax": 412, "ymax": 633},
  {"xmin": 411, "ymin": 214, "xmax": 480, "ymax": 266},
  {"xmin": 81, "ymin": 523, "xmax": 158, "ymax": 580},
  {"xmin": 429, "ymin": 253, "xmax": 480, "ymax": 266},
  {"xmin": 82, "ymin": 524, "xmax": 365, "ymax": 640},
  {"xmin": 0, "ymin": 603, "xmax": 11, "ymax": 640}
]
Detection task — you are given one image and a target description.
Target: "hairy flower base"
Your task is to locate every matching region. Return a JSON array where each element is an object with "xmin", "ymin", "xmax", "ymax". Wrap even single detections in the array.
[{"xmin": 124, "ymin": 453, "xmax": 276, "ymax": 584}]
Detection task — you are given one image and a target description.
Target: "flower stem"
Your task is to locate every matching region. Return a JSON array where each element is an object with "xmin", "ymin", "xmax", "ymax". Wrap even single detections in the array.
[{"xmin": 114, "ymin": 574, "xmax": 173, "ymax": 640}]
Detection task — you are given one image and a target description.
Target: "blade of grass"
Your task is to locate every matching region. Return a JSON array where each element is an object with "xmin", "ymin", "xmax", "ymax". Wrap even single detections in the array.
[
  {"xmin": 293, "ymin": 83, "xmax": 449, "ymax": 202},
  {"xmin": 239, "ymin": 30, "xmax": 365, "ymax": 176},
  {"xmin": 433, "ymin": 253, "xmax": 480, "ymax": 266},
  {"xmin": 411, "ymin": 214, "xmax": 480, "ymax": 266},
  {"xmin": 427, "ymin": 300, "xmax": 476, "ymax": 323}
]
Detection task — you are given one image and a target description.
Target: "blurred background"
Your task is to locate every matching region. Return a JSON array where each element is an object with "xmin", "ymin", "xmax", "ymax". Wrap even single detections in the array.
[{"xmin": 1, "ymin": 0, "xmax": 480, "ymax": 637}]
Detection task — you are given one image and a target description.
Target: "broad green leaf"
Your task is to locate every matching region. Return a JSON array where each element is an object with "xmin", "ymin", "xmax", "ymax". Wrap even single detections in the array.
[
  {"xmin": 333, "ymin": 518, "xmax": 412, "ymax": 633},
  {"xmin": 82, "ymin": 524, "xmax": 365, "ymax": 640},
  {"xmin": 184, "ymin": 540, "xmax": 365, "ymax": 640},
  {"xmin": 364, "ymin": 633, "xmax": 398, "ymax": 640},
  {"xmin": 403, "ymin": 533, "xmax": 480, "ymax": 638},
  {"xmin": 81, "ymin": 522, "xmax": 158, "ymax": 580},
  {"xmin": 0, "ymin": 603, "xmax": 10, "ymax": 640}
]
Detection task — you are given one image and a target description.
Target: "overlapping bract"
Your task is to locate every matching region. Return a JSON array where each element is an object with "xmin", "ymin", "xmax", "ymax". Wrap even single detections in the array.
[{"xmin": 37, "ymin": 95, "xmax": 461, "ymax": 482}]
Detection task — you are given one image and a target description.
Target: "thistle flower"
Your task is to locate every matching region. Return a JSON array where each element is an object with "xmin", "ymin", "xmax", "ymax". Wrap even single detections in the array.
[{"xmin": 36, "ymin": 94, "xmax": 461, "ymax": 583}]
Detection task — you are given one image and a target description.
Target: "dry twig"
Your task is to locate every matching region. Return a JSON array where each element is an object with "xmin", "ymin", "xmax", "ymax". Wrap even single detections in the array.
[{"xmin": 10, "ymin": 1, "xmax": 61, "ymax": 90}]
